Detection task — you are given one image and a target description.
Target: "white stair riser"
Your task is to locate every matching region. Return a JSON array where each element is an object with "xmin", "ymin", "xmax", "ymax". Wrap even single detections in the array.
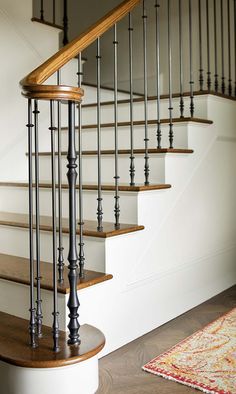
[
  {"xmin": 38, "ymin": 154, "xmax": 166, "ymax": 184},
  {"xmin": 0, "ymin": 356, "xmax": 98, "ymax": 394},
  {"xmin": 0, "ymin": 187, "xmax": 139, "ymax": 224},
  {"xmin": 81, "ymin": 85, "xmax": 139, "ymax": 104},
  {"xmin": 0, "ymin": 226, "xmax": 106, "ymax": 272},
  {"xmin": 60, "ymin": 123, "xmax": 189, "ymax": 151}
]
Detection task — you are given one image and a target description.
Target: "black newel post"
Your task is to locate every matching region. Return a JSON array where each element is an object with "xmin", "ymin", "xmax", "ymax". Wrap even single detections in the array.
[{"xmin": 67, "ymin": 101, "xmax": 80, "ymax": 345}]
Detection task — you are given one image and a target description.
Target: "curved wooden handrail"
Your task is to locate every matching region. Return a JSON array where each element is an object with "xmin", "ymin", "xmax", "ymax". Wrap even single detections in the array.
[{"xmin": 21, "ymin": 0, "xmax": 141, "ymax": 101}]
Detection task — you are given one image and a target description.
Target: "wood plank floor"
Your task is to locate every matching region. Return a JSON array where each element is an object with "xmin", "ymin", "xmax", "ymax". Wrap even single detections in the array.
[{"xmin": 97, "ymin": 286, "xmax": 236, "ymax": 393}]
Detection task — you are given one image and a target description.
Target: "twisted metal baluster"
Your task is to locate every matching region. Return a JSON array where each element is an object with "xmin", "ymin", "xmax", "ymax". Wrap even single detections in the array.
[
  {"xmin": 33, "ymin": 100, "xmax": 43, "ymax": 338},
  {"xmin": 214, "ymin": 0, "xmax": 219, "ymax": 92},
  {"xmin": 40, "ymin": 0, "xmax": 44, "ymax": 21},
  {"xmin": 96, "ymin": 38, "xmax": 103, "ymax": 231},
  {"xmin": 143, "ymin": 0, "xmax": 150, "ymax": 184},
  {"xmin": 227, "ymin": 0, "xmax": 232, "ymax": 96},
  {"xmin": 168, "ymin": 0, "xmax": 174, "ymax": 148},
  {"xmin": 67, "ymin": 101, "xmax": 80, "ymax": 345},
  {"xmin": 27, "ymin": 99, "xmax": 37, "ymax": 349},
  {"xmin": 113, "ymin": 24, "xmax": 120, "ymax": 229},
  {"xmin": 129, "ymin": 13, "xmax": 135, "ymax": 185},
  {"xmin": 155, "ymin": 1, "xmax": 162, "ymax": 146},
  {"xmin": 221, "ymin": 0, "xmax": 226, "ymax": 94},
  {"xmin": 198, "ymin": 0, "xmax": 204, "ymax": 90},
  {"xmin": 189, "ymin": 0, "xmax": 194, "ymax": 117},
  {"xmin": 50, "ymin": 100, "xmax": 60, "ymax": 352},
  {"xmin": 179, "ymin": 0, "xmax": 184, "ymax": 118},
  {"xmin": 57, "ymin": 70, "xmax": 64, "ymax": 283},
  {"xmin": 77, "ymin": 53, "xmax": 85, "ymax": 278},
  {"xmin": 206, "ymin": 0, "xmax": 211, "ymax": 90}
]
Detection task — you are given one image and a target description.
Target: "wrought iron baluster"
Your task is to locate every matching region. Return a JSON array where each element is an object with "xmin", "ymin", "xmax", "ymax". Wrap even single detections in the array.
[
  {"xmin": 189, "ymin": 0, "xmax": 194, "ymax": 117},
  {"xmin": 221, "ymin": 0, "xmax": 225, "ymax": 94},
  {"xmin": 63, "ymin": 0, "xmax": 69, "ymax": 46},
  {"xmin": 27, "ymin": 99, "xmax": 37, "ymax": 349},
  {"xmin": 198, "ymin": 0, "xmax": 204, "ymax": 90},
  {"xmin": 214, "ymin": 0, "xmax": 219, "ymax": 92},
  {"xmin": 67, "ymin": 101, "xmax": 80, "ymax": 345},
  {"xmin": 49, "ymin": 100, "xmax": 60, "ymax": 352},
  {"xmin": 128, "ymin": 13, "xmax": 135, "ymax": 185},
  {"xmin": 155, "ymin": 1, "xmax": 162, "ymax": 146},
  {"xmin": 33, "ymin": 100, "xmax": 43, "ymax": 338},
  {"xmin": 57, "ymin": 70, "xmax": 64, "ymax": 283},
  {"xmin": 77, "ymin": 53, "xmax": 85, "ymax": 278},
  {"xmin": 96, "ymin": 38, "xmax": 103, "ymax": 231},
  {"xmin": 227, "ymin": 0, "xmax": 232, "ymax": 96},
  {"xmin": 206, "ymin": 0, "xmax": 211, "ymax": 90},
  {"xmin": 40, "ymin": 0, "xmax": 44, "ymax": 21},
  {"xmin": 143, "ymin": 0, "xmax": 149, "ymax": 184},
  {"xmin": 53, "ymin": 0, "xmax": 56, "ymax": 25},
  {"xmin": 167, "ymin": 0, "xmax": 174, "ymax": 148},
  {"xmin": 179, "ymin": 0, "xmax": 184, "ymax": 118},
  {"xmin": 113, "ymin": 24, "xmax": 120, "ymax": 229},
  {"xmin": 235, "ymin": 0, "xmax": 236, "ymax": 96}
]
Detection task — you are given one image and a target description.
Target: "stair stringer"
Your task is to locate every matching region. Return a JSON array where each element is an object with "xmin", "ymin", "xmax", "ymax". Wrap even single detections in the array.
[{"xmin": 73, "ymin": 97, "xmax": 236, "ymax": 356}]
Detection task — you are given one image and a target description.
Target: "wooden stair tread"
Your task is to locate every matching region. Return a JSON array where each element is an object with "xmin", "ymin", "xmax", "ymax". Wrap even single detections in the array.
[
  {"xmin": 82, "ymin": 90, "xmax": 235, "ymax": 108},
  {"xmin": 61, "ymin": 117, "xmax": 213, "ymax": 131},
  {"xmin": 0, "ymin": 311, "xmax": 105, "ymax": 368},
  {"xmin": 0, "ymin": 212, "xmax": 144, "ymax": 238},
  {"xmin": 31, "ymin": 17, "xmax": 64, "ymax": 30},
  {"xmin": 0, "ymin": 253, "xmax": 113, "ymax": 294},
  {"xmin": 0, "ymin": 181, "xmax": 171, "ymax": 192},
  {"xmin": 37, "ymin": 148, "xmax": 194, "ymax": 156}
]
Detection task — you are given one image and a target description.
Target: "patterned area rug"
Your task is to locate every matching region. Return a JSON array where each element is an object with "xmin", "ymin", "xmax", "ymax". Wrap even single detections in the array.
[{"xmin": 142, "ymin": 308, "xmax": 236, "ymax": 394}]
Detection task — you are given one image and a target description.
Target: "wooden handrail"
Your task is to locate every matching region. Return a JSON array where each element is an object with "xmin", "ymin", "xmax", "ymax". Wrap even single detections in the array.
[{"xmin": 21, "ymin": 0, "xmax": 141, "ymax": 100}]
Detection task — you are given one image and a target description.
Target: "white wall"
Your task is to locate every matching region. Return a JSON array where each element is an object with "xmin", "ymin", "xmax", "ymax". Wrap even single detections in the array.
[{"xmin": 0, "ymin": 0, "xmax": 60, "ymax": 181}]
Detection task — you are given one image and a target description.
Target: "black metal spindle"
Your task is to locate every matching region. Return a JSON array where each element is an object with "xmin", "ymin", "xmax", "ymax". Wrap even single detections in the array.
[
  {"xmin": 189, "ymin": 0, "xmax": 194, "ymax": 117},
  {"xmin": 40, "ymin": 0, "xmax": 44, "ymax": 21},
  {"xmin": 50, "ymin": 100, "xmax": 60, "ymax": 352},
  {"xmin": 143, "ymin": 0, "xmax": 149, "ymax": 184},
  {"xmin": 57, "ymin": 71, "xmax": 64, "ymax": 283},
  {"xmin": 234, "ymin": 0, "xmax": 236, "ymax": 96},
  {"xmin": 96, "ymin": 38, "xmax": 103, "ymax": 231},
  {"xmin": 155, "ymin": 1, "xmax": 162, "ymax": 146},
  {"xmin": 227, "ymin": 0, "xmax": 232, "ymax": 96},
  {"xmin": 63, "ymin": 0, "xmax": 69, "ymax": 46},
  {"xmin": 167, "ymin": 0, "xmax": 174, "ymax": 148},
  {"xmin": 67, "ymin": 101, "xmax": 80, "ymax": 345},
  {"xmin": 53, "ymin": 0, "xmax": 56, "ymax": 25},
  {"xmin": 77, "ymin": 53, "xmax": 85, "ymax": 279},
  {"xmin": 33, "ymin": 100, "xmax": 43, "ymax": 338},
  {"xmin": 206, "ymin": 0, "xmax": 212, "ymax": 90},
  {"xmin": 27, "ymin": 99, "xmax": 37, "ymax": 348},
  {"xmin": 214, "ymin": 0, "xmax": 219, "ymax": 92},
  {"xmin": 179, "ymin": 0, "xmax": 184, "ymax": 118},
  {"xmin": 128, "ymin": 13, "xmax": 135, "ymax": 185},
  {"xmin": 221, "ymin": 0, "xmax": 226, "ymax": 94},
  {"xmin": 198, "ymin": 0, "xmax": 204, "ymax": 90},
  {"xmin": 113, "ymin": 24, "xmax": 120, "ymax": 229}
]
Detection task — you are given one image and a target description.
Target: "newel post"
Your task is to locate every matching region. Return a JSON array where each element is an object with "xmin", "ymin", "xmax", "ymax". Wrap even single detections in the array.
[{"xmin": 67, "ymin": 101, "xmax": 80, "ymax": 345}]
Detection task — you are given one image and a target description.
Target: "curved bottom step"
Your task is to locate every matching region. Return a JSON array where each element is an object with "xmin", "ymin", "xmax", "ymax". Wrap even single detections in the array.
[{"xmin": 0, "ymin": 312, "xmax": 105, "ymax": 394}]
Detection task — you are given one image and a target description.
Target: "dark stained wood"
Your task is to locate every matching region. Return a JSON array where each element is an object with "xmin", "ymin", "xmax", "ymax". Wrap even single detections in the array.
[
  {"xmin": 31, "ymin": 17, "xmax": 63, "ymax": 30},
  {"xmin": 0, "ymin": 253, "xmax": 113, "ymax": 294},
  {"xmin": 61, "ymin": 117, "xmax": 213, "ymax": 131},
  {"xmin": 37, "ymin": 148, "xmax": 194, "ymax": 157},
  {"xmin": 0, "ymin": 312, "xmax": 105, "ymax": 368},
  {"xmin": 82, "ymin": 90, "xmax": 236, "ymax": 108},
  {"xmin": 0, "ymin": 181, "xmax": 172, "ymax": 192},
  {"xmin": 97, "ymin": 286, "xmax": 236, "ymax": 393},
  {"xmin": 0, "ymin": 212, "xmax": 144, "ymax": 238}
]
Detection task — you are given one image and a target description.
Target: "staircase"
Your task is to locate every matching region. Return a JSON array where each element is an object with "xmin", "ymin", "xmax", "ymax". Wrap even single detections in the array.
[{"xmin": 0, "ymin": 0, "xmax": 236, "ymax": 393}]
